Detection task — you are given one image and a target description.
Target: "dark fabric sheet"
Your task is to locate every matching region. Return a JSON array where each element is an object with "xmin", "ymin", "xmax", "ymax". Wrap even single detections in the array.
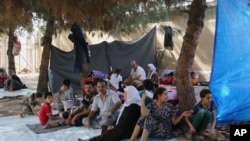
[
  {"xmin": 50, "ymin": 47, "xmax": 81, "ymax": 93},
  {"xmin": 50, "ymin": 27, "xmax": 156, "ymax": 93},
  {"xmin": 26, "ymin": 123, "xmax": 70, "ymax": 134}
]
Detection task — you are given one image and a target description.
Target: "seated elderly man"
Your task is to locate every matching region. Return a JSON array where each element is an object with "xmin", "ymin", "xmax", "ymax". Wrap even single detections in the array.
[{"xmin": 126, "ymin": 60, "xmax": 146, "ymax": 87}]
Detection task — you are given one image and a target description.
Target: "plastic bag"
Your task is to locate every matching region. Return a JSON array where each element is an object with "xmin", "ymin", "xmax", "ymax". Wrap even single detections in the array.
[{"xmin": 12, "ymin": 42, "xmax": 21, "ymax": 56}]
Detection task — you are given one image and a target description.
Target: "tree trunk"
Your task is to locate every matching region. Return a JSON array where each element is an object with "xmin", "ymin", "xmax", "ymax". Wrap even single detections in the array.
[
  {"xmin": 175, "ymin": 0, "xmax": 207, "ymax": 131},
  {"xmin": 37, "ymin": 19, "xmax": 54, "ymax": 93},
  {"xmin": 7, "ymin": 26, "xmax": 15, "ymax": 73}
]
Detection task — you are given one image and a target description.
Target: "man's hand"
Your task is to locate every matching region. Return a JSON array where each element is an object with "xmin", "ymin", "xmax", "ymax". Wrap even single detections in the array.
[
  {"xmin": 72, "ymin": 114, "xmax": 80, "ymax": 123},
  {"xmin": 105, "ymin": 112, "xmax": 112, "ymax": 118},
  {"xmin": 65, "ymin": 119, "xmax": 70, "ymax": 125},
  {"xmin": 107, "ymin": 125, "xmax": 114, "ymax": 130}
]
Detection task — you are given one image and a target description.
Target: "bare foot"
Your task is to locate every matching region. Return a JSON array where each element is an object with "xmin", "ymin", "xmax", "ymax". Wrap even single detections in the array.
[
  {"xmin": 19, "ymin": 113, "xmax": 24, "ymax": 118},
  {"xmin": 198, "ymin": 131, "xmax": 209, "ymax": 137},
  {"xmin": 42, "ymin": 124, "xmax": 51, "ymax": 129},
  {"xmin": 185, "ymin": 132, "xmax": 192, "ymax": 140}
]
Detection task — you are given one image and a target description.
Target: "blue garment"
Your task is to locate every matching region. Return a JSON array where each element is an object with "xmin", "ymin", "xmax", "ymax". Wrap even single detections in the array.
[
  {"xmin": 193, "ymin": 101, "xmax": 215, "ymax": 115},
  {"xmin": 138, "ymin": 90, "xmax": 153, "ymax": 106}
]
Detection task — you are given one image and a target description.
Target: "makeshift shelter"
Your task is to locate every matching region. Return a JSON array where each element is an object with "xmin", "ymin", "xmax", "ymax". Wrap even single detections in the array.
[
  {"xmin": 210, "ymin": 0, "xmax": 250, "ymax": 123},
  {"xmin": 49, "ymin": 27, "xmax": 156, "ymax": 93}
]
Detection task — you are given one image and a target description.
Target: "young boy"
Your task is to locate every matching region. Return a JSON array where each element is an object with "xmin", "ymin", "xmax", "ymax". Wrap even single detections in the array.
[
  {"xmin": 39, "ymin": 92, "xmax": 63, "ymax": 129},
  {"xmin": 185, "ymin": 89, "xmax": 216, "ymax": 140},
  {"xmin": 56, "ymin": 79, "xmax": 74, "ymax": 112}
]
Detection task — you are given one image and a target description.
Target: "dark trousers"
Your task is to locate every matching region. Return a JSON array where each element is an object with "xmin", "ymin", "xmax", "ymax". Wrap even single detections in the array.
[{"xmin": 90, "ymin": 127, "xmax": 130, "ymax": 141}]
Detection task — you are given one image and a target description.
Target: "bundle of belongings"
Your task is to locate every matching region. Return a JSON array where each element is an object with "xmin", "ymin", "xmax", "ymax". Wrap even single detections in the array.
[{"xmin": 4, "ymin": 70, "xmax": 27, "ymax": 91}]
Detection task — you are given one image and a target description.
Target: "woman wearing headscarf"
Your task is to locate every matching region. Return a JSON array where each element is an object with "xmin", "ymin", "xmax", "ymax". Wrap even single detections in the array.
[
  {"xmin": 146, "ymin": 64, "xmax": 159, "ymax": 86},
  {"xmin": 78, "ymin": 85, "xmax": 141, "ymax": 141}
]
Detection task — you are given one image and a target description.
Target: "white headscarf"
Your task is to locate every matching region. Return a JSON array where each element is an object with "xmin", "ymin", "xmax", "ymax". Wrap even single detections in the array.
[
  {"xmin": 116, "ymin": 86, "xmax": 141, "ymax": 125},
  {"xmin": 148, "ymin": 64, "xmax": 156, "ymax": 72},
  {"xmin": 147, "ymin": 64, "xmax": 157, "ymax": 79}
]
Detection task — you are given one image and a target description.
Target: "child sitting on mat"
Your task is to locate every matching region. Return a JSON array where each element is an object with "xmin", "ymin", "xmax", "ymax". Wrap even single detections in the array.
[
  {"xmin": 39, "ymin": 92, "xmax": 64, "ymax": 129},
  {"xmin": 19, "ymin": 92, "xmax": 43, "ymax": 118}
]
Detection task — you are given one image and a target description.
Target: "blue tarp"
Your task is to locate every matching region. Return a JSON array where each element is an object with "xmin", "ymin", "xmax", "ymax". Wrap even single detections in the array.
[{"xmin": 210, "ymin": 0, "xmax": 250, "ymax": 124}]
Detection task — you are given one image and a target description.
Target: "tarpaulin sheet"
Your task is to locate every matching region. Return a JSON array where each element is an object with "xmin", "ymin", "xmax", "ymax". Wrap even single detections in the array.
[
  {"xmin": 210, "ymin": 0, "xmax": 250, "ymax": 124},
  {"xmin": 50, "ymin": 27, "xmax": 156, "ymax": 93}
]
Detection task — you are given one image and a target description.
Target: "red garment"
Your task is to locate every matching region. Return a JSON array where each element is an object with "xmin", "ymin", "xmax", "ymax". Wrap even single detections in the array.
[
  {"xmin": 0, "ymin": 76, "xmax": 6, "ymax": 83},
  {"xmin": 81, "ymin": 77, "xmax": 94, "ymax": 93},
  {"xmin": 0, "ymin": 73, "xmax": 8, "ymax": 83},
  {"xmin": 160, "ymin": 76, "xmax": 174, "ymax": 85},
  {"xmin": 39, "ymin": 102, "xmax": 52, "ymax": 126}
]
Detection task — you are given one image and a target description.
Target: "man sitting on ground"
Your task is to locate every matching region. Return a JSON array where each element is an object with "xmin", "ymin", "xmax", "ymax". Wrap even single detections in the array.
[
  {"xmin": 63, "ymin": 81, "xmax": 97, "ymax": 126},
  {"xmin": 82, "ymin": 78, "xmax": 122, "ymax": 129},
  {"xmin": 126, "ymin": 60, "xmax": 146, "ymax": 87}
]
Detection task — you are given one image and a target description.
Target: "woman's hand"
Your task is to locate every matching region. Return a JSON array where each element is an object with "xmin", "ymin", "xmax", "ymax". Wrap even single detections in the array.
[
  {"xmin": 182, "ymin": 110, "xmax": 193, "ymax": 117},
  {"xmin": 141, "ymin": 93, "xmax": 147, "ymax": 101}
]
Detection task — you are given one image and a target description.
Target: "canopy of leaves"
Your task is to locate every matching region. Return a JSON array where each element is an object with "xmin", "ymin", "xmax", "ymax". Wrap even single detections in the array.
[
  {"xmin": 0, "ymin": 0, "xmax": 33, "ymax": 34},
  {"xmin": 0, "ymin": 0, "xmax": 193, "ymax": 35},
  {"xmin": 32, "ymin": 0, "xmax": 188, "ymax": 34}
]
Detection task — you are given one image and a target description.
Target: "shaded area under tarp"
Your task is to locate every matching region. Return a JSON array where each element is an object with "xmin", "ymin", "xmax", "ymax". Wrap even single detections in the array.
[
  {"xmin": 50, "ymin": 27, "xmax": 156, "ymax": 93},
  {"xmin": 210, "ymin": 0, "xmax": 250, "ymax": 123}
]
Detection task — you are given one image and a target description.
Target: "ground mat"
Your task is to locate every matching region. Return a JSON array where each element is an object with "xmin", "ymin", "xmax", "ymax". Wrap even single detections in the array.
[{"xmin": 26, "ymin": 123, "xmax": 70, "ymax": 134}]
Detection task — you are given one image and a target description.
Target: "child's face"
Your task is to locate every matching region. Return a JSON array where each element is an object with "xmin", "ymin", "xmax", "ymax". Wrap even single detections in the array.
[
  {"xmin": 35, "ymin": 97, "xmax": 41, "ymax": 102},
  {"xmin": 62, "ymin": 85, "xmax": 69, "ymax": 90},
  {"xmin": 45, "ymin": 96, "xmax": 53, "ymax": 104},
  {"xmin": 201, "ymin": 93, "xmax": 212, "ymax": 106}
]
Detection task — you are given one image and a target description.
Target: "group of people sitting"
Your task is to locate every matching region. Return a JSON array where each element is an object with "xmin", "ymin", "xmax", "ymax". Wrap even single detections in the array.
[
  {"xmin": 160, "ymin": 70, "xmax": 200, "ymax": 86},
  {"xmin": 0, "ymin": 68, "xmax": 27, "ymax": 91},
  {"xmin": 19, "ymin": 77, "xmax": 216, "ymax": 141},
  {"xmin": 17, "ymin": 60, "xmax": 215, "ymax": 140}
]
